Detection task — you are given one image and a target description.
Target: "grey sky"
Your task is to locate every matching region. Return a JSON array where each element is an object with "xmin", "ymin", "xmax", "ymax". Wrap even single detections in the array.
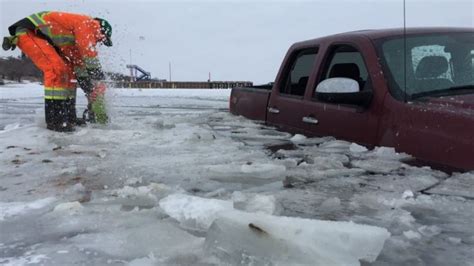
[{"xmin": 1, "ymin": 0, "xmax": 472, "ymax": 83}]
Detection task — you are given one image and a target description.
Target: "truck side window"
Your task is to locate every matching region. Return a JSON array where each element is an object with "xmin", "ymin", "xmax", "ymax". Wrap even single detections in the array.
[
  {"xmin": 381, "ymin": 33, "xmax": 474, "ymax": 100},
  {"xmin": 315, "ymin": 45, "xmax": 369, "ymax": 96},
  {"xmin": 279, "ymin": 48, "xmax": 318, "ymax": 96}
]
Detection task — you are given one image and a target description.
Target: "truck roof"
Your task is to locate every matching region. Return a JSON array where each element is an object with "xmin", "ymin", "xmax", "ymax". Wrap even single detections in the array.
[{"xmin": 297, "ymin": 27, "xmax": 474, "ymax": 46}]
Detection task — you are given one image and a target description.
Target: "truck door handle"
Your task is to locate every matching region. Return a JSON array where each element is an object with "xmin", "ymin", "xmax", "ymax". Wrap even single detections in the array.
[
  {"xmin": 268, "ymin": 107, "xmax": 280, "ymax": 114},
  {"xmin": 302, "ymin": 116, "xmax": 319, "ymax": 125}
]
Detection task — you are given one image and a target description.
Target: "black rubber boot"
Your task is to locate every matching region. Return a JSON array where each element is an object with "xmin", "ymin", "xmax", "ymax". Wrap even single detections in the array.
[
  {"xmin": 45, "ymin": 99, "xmax": 76, "ymax": 132},
  {"xmin": 66, "ymin": 98, "xmax": 86, "ymax": 126},
  {"xmin": 75, "ymin": 117, "xmax": 87, "ymax": 126}
]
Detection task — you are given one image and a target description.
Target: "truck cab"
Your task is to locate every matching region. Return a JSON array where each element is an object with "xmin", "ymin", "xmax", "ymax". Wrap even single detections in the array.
[{"xmin": 230, "ymin": 28, "xmax": 474, "ymax": 171}]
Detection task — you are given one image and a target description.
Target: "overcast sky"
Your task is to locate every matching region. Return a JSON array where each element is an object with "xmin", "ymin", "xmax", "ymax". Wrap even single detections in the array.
[{"xmin": 1, "ymin": 0, "xmax": 472, "ymax": 83}]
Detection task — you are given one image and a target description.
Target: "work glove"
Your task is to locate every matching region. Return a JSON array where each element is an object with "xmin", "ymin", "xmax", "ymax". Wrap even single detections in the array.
[
  {"xmin": 77, "ymin": 76, "xmax": 94, "ymax": 95},
  {"xmin": 84, "ymin": 57, "xmax": 105, "ymax": 80},
  {"xmin": 87, "ymin": 67, "xmax": 105, "ymax": 80},
  {"xmin": 2, "ymin": 36, "xmax": 16, "ymax": 51},
  {"xmin": 75, "ymin": 66, "xmax": 102, "ymax": 94}
]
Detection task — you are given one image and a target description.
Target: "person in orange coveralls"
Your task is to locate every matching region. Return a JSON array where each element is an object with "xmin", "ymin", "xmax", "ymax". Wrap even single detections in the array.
[{"xmin": 2, "ymin": 11, "xmax": 112, "ymax": 132}]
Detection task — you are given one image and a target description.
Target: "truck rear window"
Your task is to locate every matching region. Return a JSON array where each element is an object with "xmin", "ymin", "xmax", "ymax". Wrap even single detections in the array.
[{"xmin": 279, "ymin": 48, "xmax": 318, "ymax": 96}]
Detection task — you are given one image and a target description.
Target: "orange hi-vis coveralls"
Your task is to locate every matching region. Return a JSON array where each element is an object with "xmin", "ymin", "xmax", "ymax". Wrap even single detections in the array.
[{"xmin": 7, "ymin": 11, "xmax": 105, "ymax": 131}]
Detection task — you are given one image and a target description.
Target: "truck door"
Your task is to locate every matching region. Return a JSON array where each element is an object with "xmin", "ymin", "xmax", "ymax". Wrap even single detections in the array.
[
  {"xmin": 267, "ymin": 48, "xmax": 318, "ymax": 134},
  {"xmin": 303, "ymin": 44, "xmax": 378, "ymax": 146}
]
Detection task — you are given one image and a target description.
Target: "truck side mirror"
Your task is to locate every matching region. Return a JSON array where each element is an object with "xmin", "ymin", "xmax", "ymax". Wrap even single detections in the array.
[
  {"xmin": 315, "ymin": 78, "xmax": 373, "ymax": 107},
  {"xmin": 315, "ymin": 77, "xmax": 360, "ymax": 93}
]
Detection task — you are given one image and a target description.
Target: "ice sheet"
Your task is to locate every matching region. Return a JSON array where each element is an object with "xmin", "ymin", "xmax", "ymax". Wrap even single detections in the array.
[{"xmin": 1, "ymin": 83, "xmax": 473, "ymax": 265}]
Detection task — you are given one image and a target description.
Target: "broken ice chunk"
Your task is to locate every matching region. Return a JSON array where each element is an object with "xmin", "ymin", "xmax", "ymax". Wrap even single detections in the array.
[
  {"xmin": 232, "ymin": 192, "xmax": 278, "ymax": 215},
  {"xmin": 373, "ymin": 147, "xmax": 411, "ymax": 160},
  {"xmin": 448, "ymin": 237, "xmax": 462, "ymax": 244},
  {"xmin": 418, "ymin": 225, "xmax": 442, "ymax": 237},
  {"xmin": 0, "ymin": 197, "xmax": 56, "ymax": 221},
  {"xmin": 159, "ymin": 194, "xmax": 233, "ymax": 231},
  {"xmin": 240, "ymin": 163, "xmax": 286, "ymax": 175},
  {"xmin": 403, "ymin": 230, "xmax": 422, "ymax": 240},
  {"xmin": 402, "ymin": 190, "xmax": 415, "ymax": 200},
  {"xmin": 350, "ymin": 143, "xmax": 368, "ymax": 153},
  {"xmin": 290, "ymin": 134, "xmax": 307, "ymax": 143},
  {"xmin": 205, "ymin": 210, "xmax": 390, "ymax": 265},
  {"xmin": 53, "ymin": 201, "xmax": 83, "ymax": 213},
  {"xmin": 319, "ymin": 197, "xmax": 342, "ymax": 212}
]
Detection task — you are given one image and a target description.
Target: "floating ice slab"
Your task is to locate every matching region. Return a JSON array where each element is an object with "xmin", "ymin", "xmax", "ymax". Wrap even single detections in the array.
[
  {"xmin": 240, "ymin": 163, "xmax": 286, "ymax": 175},
  {"xmin": 208, "ymin": 162, "xmax": 286, "ymax": 177},
  {"xmin": 351, "ymin": 159, "xmax": 402, "ymax": 174},
  {"xmin": 290, "ymin": 134, "xmax": 307, "ymax": 143},
  {"xmin": 318, "ymin": 140, "xmax": 352, "ymax": 153},
  {"xmin": 205, "ymin": 210, "xmax": 390, "ymax": 266},
  {"xmin": 359, "ymin": 173, "xmax": 439, "ymax": 193},
  {"xmin": 375, "ymin": 147, "xmax": 411, "ymax": 160},
  {"xmin": 0, "ymin": 197, "xmax": 55, "ymax": 221},
  {"xmin": 70, "ymin": 222, "xmax": 204, "ymax": 260},
  {"xmin": 53, "ymin": 201, "xmax": 83, "ymax": 213},
  {"xmin": 349, "ymin": 143, "xmax": 368, "ymax": 153},
  {"xmin": 232, "ymin": 192, "xmax": 278, "ymax": 215},
  {"xmin": 426, "ymin": 172, "xmax": 474, "ymax": 199},
  {"xmin": 159, "ymin": 194, "xmax": 234, "ymax": 231}
]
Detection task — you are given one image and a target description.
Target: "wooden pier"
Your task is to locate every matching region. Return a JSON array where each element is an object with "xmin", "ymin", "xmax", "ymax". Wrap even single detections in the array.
[{"xmin": 114, "ymin": 81, "xmax": 253, "ymax": 89}]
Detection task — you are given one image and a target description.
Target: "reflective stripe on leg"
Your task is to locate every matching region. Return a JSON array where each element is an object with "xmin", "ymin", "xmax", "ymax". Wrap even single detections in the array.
[{"xmin": 44, "ymin": 87, "xmax": 76, "ymax": 100}]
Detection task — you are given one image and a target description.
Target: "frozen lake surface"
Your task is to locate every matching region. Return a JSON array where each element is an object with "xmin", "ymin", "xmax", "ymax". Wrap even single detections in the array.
[{"xmin": 1, "ymin": 83, "xmax": 473, "ymax": 265}]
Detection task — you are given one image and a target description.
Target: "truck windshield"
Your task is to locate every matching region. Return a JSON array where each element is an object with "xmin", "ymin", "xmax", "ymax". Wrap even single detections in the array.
[{"xmin": 379, "ymin": 33, "xmax": 474, "ymax": 100}]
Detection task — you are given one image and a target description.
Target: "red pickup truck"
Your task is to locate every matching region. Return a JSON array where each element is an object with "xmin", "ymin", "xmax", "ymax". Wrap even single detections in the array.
[{"xmin": 230, "ymin": 28, "xmax": 474, "ymax": 171}]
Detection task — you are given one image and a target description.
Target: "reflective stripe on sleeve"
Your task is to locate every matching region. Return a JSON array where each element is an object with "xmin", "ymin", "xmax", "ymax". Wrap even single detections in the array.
[
  {"xmin": 27, "ymin": 13, "xmax": 45, "ymax": 27},
  {"xmin": 26, "ymin": 12, "xmax": 75, "ymax": 47},
  {"xmin": 25, "ymin": 12, "xmax": 77, "ymax": 48},
  {"xmin": 27, "ymin": 12, "xmax": 52, "ymax": 37},
  {"xmin": 51, "ymin": 35, "xmax": 75, "ymax": 46}
]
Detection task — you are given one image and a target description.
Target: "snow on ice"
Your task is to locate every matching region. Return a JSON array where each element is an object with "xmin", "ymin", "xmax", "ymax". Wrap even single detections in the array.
[{"xmin": 1, "ymin": 83, "xmax": 474, "ymax": 265}]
